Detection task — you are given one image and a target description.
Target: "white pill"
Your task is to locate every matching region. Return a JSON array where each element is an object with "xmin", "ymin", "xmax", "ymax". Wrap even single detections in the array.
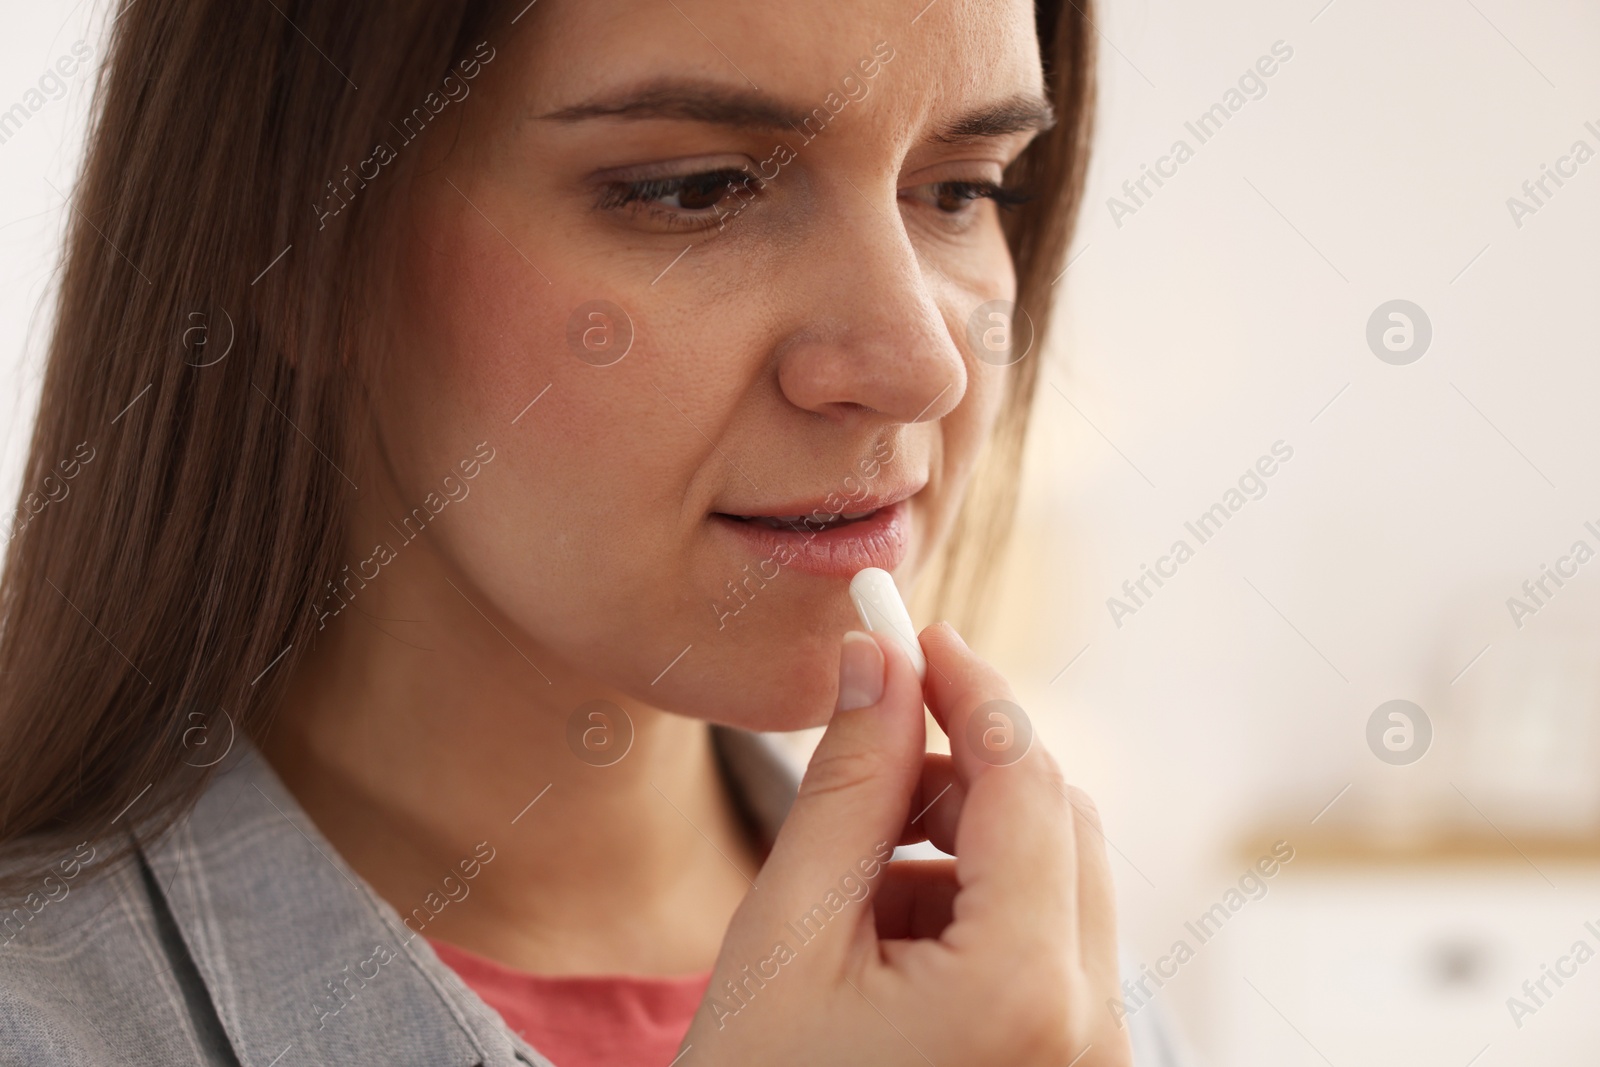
[{"xmin": 848, "ymin": 567, "xmax": 927, "ymax": 682}]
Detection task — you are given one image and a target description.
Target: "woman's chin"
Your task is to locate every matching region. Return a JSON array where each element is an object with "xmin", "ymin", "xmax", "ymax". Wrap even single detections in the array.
[
  {"xmin": 624, "ymin": 619, "xmax": 858, "ymax": 734},
  {"xmin": 662, "ymin": 671, "xmax": 838, "ymax": 734},
  {"xmin": 701, "ymin": 690, "xmax": 836, "ymax": 734},
  {"xmin": 751, "ymin": 700, "xmax": 837, "ymax": 733}
]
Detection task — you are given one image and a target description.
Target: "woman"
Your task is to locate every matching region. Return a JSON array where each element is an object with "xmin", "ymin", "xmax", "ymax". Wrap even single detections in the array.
[{"xmin": 0, "ymin": 1, "xmax": 1182, "ymax": 1064}]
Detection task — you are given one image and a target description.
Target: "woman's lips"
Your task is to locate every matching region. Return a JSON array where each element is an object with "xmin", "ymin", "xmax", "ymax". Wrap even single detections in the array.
[{"xmin": 711, "ymin": 499, "xmax": 911, "ymax": 578}]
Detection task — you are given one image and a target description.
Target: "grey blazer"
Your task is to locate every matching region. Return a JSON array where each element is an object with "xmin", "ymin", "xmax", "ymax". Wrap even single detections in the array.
[{"xmin": 0, "ymin": 732, "xmax": 1191, "ymax": 1067}]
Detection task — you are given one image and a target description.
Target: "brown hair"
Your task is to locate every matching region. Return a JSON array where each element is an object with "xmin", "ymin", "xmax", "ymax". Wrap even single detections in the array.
[
  {"xmin": 927, "ymin": 0, "xmax": 1096, "ymax": 634},
  {"xmin": 0, "ymin": 0, "xmax": 1094, "ymax": 896}
]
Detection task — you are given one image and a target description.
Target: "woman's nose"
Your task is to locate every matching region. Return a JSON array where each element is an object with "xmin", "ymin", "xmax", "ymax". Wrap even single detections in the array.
[{"xmin": 771, "ymin": 186, "xmax": 968, "ymax": 427}]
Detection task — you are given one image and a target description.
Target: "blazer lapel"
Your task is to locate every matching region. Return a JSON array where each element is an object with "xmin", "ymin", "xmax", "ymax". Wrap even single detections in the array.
[
  {"xmin": 139, "ymin": 739, "xmax": 546, "ymax": 1066},
  {"xmin": 137, "ymin": 726, "xmax": 804, "ymax": 1067}
]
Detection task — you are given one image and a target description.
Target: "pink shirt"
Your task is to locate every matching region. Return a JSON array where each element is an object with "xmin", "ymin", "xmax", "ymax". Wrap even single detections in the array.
[{"xmin": 428, "ymin": 938, "xmax": 710, "ymax": 1067}]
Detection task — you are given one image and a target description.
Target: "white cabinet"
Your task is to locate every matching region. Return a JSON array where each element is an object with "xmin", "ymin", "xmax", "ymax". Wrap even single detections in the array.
[{"xmin": 1202, "ymin": 864, "xmax": 1600, "ymax": 1066}]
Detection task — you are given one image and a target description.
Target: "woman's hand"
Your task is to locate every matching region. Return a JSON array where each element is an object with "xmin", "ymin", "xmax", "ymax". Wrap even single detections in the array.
[{"xmin": 679, "ymin": 623, "xmax": 1132, "ymax": 1067}]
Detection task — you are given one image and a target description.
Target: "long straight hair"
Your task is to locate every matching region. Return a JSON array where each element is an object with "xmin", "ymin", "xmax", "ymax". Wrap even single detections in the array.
[{"xmin": 0, "ymin": 0, "xmax": 1094, "ymax": 896}]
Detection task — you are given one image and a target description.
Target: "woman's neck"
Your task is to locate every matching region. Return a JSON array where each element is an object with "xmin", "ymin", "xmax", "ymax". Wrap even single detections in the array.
[{"xmin": 258, "ymin": 544, "xmax": 763, "ymax": 977}]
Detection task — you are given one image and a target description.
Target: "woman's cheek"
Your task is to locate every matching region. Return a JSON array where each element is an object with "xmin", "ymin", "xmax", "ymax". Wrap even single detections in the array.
[{"xmin": 940, "ymin": 366, "xmax": 1009, "ymax": 510}]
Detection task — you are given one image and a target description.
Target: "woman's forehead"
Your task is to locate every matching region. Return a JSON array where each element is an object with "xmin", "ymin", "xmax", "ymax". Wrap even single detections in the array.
[{"xmin": 497, "ymin": 0, "xmax": 1047, "ymax": 146}]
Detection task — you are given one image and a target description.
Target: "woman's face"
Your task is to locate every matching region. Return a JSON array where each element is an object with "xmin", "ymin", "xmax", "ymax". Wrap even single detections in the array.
[{"xmin": 370, "ymin": 0, "xmax": 1049, "ymax": 729}]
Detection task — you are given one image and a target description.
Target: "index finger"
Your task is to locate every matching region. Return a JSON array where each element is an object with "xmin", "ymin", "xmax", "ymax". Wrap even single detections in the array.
[
  {"xmin": 919, "ymin": 622, "xmax": 1037, "ymax": 783},
  {"xmin": 916, "ymin": 622, "xmax": 1080, "ymax": 956}
]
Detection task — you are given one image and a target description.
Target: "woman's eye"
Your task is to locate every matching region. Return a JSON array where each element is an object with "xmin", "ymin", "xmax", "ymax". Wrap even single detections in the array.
[
  {"xmin": 906, "ymin": 180, "xmax": 1033, "ymax": 215},
  {"xmin": 597, "ymin": 169, "xmax": 757, "ymax": 226}
]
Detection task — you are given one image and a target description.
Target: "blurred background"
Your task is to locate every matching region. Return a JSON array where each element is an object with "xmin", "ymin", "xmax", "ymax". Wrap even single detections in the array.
[
  {"xmin": 4, "ymin": 1, "xmax": 1598, "ymax": 1064},
  {"xmin": 984, "ymin": 1, "xmax": 1600, "ymax": 1063}
]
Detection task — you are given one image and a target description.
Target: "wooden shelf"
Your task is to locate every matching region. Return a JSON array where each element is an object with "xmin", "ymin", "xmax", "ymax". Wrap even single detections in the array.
[{"xmin": 1239, "ymin": 827, "xmax": 1600, "ymax": 867}]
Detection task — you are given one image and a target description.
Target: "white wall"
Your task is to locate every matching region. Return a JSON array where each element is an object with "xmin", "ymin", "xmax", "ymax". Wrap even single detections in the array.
[
  {"xmin": 983, "ymin": 1, "xmax": 1600, "ymax": 1062},
  {"xmin": 0, "ymin": 5, "xmax": 103, "ymax": 508}
]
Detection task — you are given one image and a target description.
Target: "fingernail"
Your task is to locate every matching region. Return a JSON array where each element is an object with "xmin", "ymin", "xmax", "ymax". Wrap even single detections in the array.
[{"xmin": 836, "ymin": 631, "xmax": 885, "ymax": 712}]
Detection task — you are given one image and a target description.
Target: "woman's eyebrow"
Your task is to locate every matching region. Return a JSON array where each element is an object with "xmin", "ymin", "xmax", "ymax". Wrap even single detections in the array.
[
  {"xmin": 535, "ymin": 81, "xmax": 811, "ymax": 129},
  {"xmin": 535, "ymin": 80, "xmax": 1056, "ymax": 142},
  {"xmin": 929, "ymin": 92, "xmax": 1056, "ymax": 143}
]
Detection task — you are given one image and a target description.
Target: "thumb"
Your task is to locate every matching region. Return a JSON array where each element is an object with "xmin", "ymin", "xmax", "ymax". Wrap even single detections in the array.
[{"xmin": 745, "ymin": 630, "xmax": 925, "ymax": 948}]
